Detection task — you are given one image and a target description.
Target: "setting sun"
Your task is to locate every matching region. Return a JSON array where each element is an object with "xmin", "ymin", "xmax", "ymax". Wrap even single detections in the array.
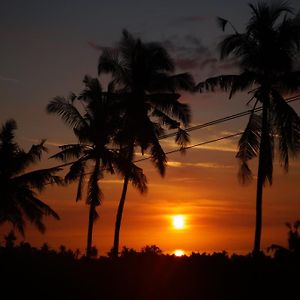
[
  {"xmin": 172, "ymin": 215, "xmax": 185, "ymax": 229},
  {"xmin": 174, "ymin": 249, "xmax": 185, "ymax": 257}
]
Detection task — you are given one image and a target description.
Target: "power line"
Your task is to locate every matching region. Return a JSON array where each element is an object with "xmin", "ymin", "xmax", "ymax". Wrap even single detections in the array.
[
  {"xmin": 134, "ymin": 132, "xmax": 243, "ymax": 163},
  {"xmin": 134, "ymin": 94, "xmax": 300, "ymax": 163},
  {"xmin": 56, "ymin": 94, "xmax": 300, "ymax": 171},
  {"xmin": 159, "ymin": 94, "xmax": 300, "ymax": 140}
]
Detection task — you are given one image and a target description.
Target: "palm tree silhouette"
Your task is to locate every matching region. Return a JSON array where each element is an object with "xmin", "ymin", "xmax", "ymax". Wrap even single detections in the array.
[
  {"xmin": 198, "ymin": 1, "xmax": 300, "ymax": 255},
  {"xmin": 98, "ymin": 30, "xmax": 195, "ymax": 257},
  {"xmin": 0, "ymin": 119, "xmax": 61, "ymax": 235},
  {"xmin": 47, "ymin": 76, "xmax": 147, "ymax": 258}
]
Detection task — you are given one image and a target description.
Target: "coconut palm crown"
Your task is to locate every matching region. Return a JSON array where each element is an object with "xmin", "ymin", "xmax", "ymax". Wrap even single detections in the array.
[{"xmin": 0, "ymin": 119, "xmax": 62, "ymax": 235}]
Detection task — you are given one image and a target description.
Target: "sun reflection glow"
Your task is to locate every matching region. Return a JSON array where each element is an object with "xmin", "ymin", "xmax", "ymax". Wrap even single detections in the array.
[{"xmin": 174, "ymin": 249, "xmax": 185, "ymax": 257}]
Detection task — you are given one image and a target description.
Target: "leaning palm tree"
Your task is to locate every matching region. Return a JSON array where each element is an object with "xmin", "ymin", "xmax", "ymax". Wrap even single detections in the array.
[
  {"xmin": 0, "ymin": 119, "xmax": 61, "ymax": 235},
  {"xmin": 47, "ymin": 76, "xmax": 147, "ymax": 258},
  {"xmin": 98, "ymin": 30, "xmax": 195, "ymax": 257},
  {"xmin": 198, "ymin": 1, "xmax": 300, "ymax": 254}
]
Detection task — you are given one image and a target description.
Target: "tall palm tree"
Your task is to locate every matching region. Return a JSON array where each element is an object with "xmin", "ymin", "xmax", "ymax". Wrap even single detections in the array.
[
  {"xmin": 198, "ymin": 1, "xmax": 300, "ymax": 255},
  {"xmin": 0, "ymin": 119, "xmax": 61, "ymax": 235},
  {"xmin": 98, "ymin": 30, "xmax": 195, "ymax": 257},
  {"xmin": 47, "ymin": 76, "xmax": 147, "ymax": 258}
]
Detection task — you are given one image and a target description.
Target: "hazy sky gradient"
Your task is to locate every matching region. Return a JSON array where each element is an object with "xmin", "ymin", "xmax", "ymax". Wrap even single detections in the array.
[{"xmin": 1, "ymin": 0, "xmax": 300, "ymax": 255}]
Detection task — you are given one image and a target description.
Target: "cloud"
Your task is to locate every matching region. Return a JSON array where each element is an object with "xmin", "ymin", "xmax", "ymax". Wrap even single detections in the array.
[
  {"xmin": 160, "ymin": 133, "xmax": 238, "ymax": 153},
  {"xmin": 160, "ymin": 34, "xmax": 239, "ymax": 79},
  {"xmin": 0, "ymin": 75, "xmax": 19, "ymax": 83},
  {"xmin": 167, "ymin": 160, "xmax": 233, "ymax": 169},
  {"xmin": 87, "ymin": 41, "xmax": 117, "ymax": 53},
  {"xmin": 21, "ymin": 137, "xmax": 73, "ymax": 148}
]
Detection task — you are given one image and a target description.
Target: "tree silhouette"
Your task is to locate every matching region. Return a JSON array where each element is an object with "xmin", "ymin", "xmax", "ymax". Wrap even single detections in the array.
[
  {"xmin": 0, "ymin": 119, "xmax": 61, "ymax": 235},
  {"xmin": 98, "ymin": 30, "xmax": 195, "ymax": 257},
  {"xmin": 47, "ymin": 76, "xmax": 147, "ymax": 258},
  {"xmin": 198, "ymin": 1, "xmax": 300, "ymax": 255}
]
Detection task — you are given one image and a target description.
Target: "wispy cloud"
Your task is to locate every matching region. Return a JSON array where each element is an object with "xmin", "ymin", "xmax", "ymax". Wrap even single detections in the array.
[
  {"xmin": 21, "ymin": 137, "xmax": 73, "ymax": 148},
  {"xmin": 0, "ymin": 75, "xmax": 19, "ymax": 83},
  {"xmin": 167, "ymin": 160, "xmax": 234, "ymax": 169},
  {"xmin": 87, "ymin": 41, "xmax": 117, "ymax": 53},
  {"xmin": 101, "ymin": 179, "xmax": 124, "ymax": 184},
  {"xmin": 161, "ymin": 134, "xmax": 238, "ymax": 153}
]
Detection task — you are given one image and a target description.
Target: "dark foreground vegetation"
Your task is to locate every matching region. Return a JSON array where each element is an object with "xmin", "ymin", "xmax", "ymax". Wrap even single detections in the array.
[{"xmin": 1, "ymin": 234, "xmax": 300, "ymax": 300}]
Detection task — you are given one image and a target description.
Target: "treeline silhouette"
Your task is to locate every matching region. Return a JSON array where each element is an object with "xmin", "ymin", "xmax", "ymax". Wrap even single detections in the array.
[{"xmin": 1, "ymin": 222, "xmax": 300, "ymax": 300}]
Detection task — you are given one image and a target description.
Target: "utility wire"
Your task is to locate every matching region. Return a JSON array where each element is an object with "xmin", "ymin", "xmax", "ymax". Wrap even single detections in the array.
[
  {"xmin": 54, "ymin": 94, "xmax": 300, "ymax": 171},
  {"xmin": 159, "ymin": 94, "xmax": 300, "ymax": 140},
  {"xmin": 134, "ymin": 132, "xmax": 243, "ymax": 163}
]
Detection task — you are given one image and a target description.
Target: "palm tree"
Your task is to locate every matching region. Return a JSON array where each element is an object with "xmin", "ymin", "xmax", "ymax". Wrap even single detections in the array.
[
  {"xmin": 98, "ymin": 30, "xmax": 195, "ymax": 257},
  {"xmin": 0, "ymin": 119, "xmax": 61, "ymax": 235},
  {"xmin": 198, "ymin": 1, "xmax": 300, "ymax": 255},
  {"xmin": 47, "ymin": 76, "xmax": 147, "ymax": 258}
]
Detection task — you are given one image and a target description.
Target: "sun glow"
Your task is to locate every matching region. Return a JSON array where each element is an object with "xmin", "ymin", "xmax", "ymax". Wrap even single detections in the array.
[
  {"xmin": 172, "ymin": 215, "xmax": 185, "ymax": 229},
  {"xmin": 174, "ymin": 249, "xmax": 185, "ymax": 257}
]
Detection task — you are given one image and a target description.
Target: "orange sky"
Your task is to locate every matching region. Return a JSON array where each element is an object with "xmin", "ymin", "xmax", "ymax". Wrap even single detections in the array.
[{"xmin": 1, "ymin": 92, "xmax": 299, "ymax": 256}]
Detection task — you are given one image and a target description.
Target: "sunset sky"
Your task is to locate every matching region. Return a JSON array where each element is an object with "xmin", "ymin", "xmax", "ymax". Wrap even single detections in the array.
[{"xmin": 1, "ymin": 0, "xmax": 300, "ymax": 255}]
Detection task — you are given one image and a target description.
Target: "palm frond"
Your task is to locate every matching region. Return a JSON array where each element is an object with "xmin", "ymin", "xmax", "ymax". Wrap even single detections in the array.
[
  {"xmin": 148, "ymin": 93, "xmax": 191, "ymax": 126},
  {"xmin": 168, "ymin": 73, "xmax": 196, "ymax": 92},
  {"xmin": 145, "ymin": 41, "xmax": 175, "ymax": 72},
  {"xmin": 271, "ymin": 90, "xmax": 300, "ymax": 171},
  {"xmin": 0, "ymin": 119, "xmax": 17, "ymax": 143},
  {"xmin": 236, "ymin": 113, "xmax": 261, "ymax": 183},
  {"xmin": 50, "ymin": 144, "xmax": 86, "ymax": 162},
  {"xmin": 98, "ymin": 48, "xmax": 125, "ymax": 83},
  {"xmin": 151, "ymin": 108, "xmax": 180, "ymax": 130},
  {"xmin": 47, "ymin": 96, "xmax": 87, "ymax": 130},
  {"xmin": 86, "ymin": 160, "xmax": 102, "ymax": 206},
  {"xmin": 238, "ymin": 162, "xmax": 253, "ymax": 184},
  {"xmin": 197, "ymin": 75, "xmax": 237, "ymax": 93},
  {"xmin": 113, "ymin": 150, "xmax": 148, "ymax": 194},
  {"xmin": 76, "ymin": 168, "xmax": 85, "ymax": 202},
  {"xmin": 197, "ymin": 72, "xmax": 256, "ymax": 99},
  {"xmin": 150, "ymin": 139, "xmax": 167, "ymax": 176},
  {"xmin": 217, "ymin": 17, "xmax": 229, "ymax": 32},
  {"xmin": 78, "ymin": 75, "xmax": 103, "ymax": 103},
  {"xmin": 65, "ymin": 160, "xmax": 86, "ymax": 183},
  {"xmin": 12, "ymin": 166, "xmax": 63, "ymax": 191},
  {"xmin": 175, "ymin": 128, "xmax": 190, "ymax": 151}
]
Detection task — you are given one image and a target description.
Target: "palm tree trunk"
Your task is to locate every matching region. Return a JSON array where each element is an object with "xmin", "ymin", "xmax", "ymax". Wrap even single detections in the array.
[
  {"xmin": 254, "ymin": 155, "xmax": 264, "ymax": 255},
  {"xmin": 112, "ymin": 175, "xmax": 129, "ymax": 258},
  {"xmin": 253, "ymin": 99, "xmax": 268, "ymax": 255},
  {"xmin": 86, "ymin": 203, "xmax": 95, "ymax": 258},
  {"xmin": 86, "ymin": 158, "xmax": 100, "ymax": 258}
]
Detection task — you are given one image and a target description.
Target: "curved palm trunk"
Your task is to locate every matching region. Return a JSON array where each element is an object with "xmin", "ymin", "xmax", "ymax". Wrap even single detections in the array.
[
  {"xmin": 254, "ymin": 151, "xmax": 264, "ymax": 255},
  {"xmin": 86, "ymin": 158, "xmax": 100, "ymax": 258},
  {"xmin": 112, "ymin": 175, "xmax": 130, "ymax": 258},
  {"xmin": 112, "ymin": 142, "xmax": 135, "ymax": 258},
  {"xmin": 253, "ymin": 98, "xmax": 269, "ymax": 255},
  {"xmin": 86, "ymin": 203, "xmax": 95, "ymax": 258}
]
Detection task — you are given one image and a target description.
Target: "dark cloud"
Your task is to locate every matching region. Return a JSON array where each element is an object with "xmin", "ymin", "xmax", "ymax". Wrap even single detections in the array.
[
  {"xmin": 88, "ymin": 41, "xmax": 105, "ymax": 51},
  {"xmin": 161, "ymin": 35, "xmax": 212, "ymax": 72},
  {"xmin": 160, "ymin": 35, "xmax": 239, "ymax": 79},
  {"xmin": 87, "ymin": 41, "xmax": 117, "ymax": 53},
  {"xmin": 0, "ymin": 75, "xmax": 19, "ymax": 83}
]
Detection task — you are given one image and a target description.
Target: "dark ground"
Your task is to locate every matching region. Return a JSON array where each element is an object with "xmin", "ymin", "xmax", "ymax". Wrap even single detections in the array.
[{"xmin": 1, "ymin": 243, "xmax": 299, "ymax": 300}]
